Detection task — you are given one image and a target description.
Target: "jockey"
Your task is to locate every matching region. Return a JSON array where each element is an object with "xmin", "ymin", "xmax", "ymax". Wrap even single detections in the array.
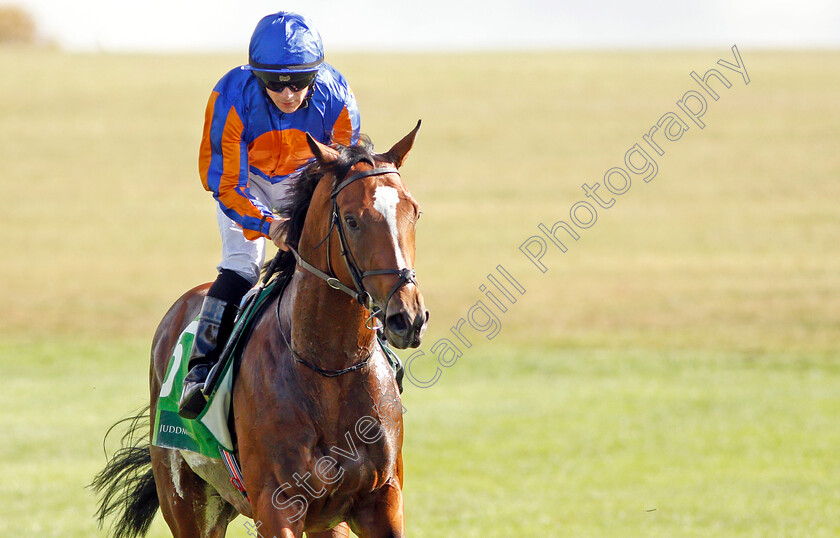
[{"xmin": 179, "ymin": 11, "xmax": 361, "ymax": 418}]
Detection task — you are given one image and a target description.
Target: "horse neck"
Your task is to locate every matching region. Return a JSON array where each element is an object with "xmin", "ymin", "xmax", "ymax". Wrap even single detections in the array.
[
  {"xmin": 289, "ymin": 265, "xmax": 377, "ymax": 369},
  {"xmin": 288, "ymin": 170, "xmax": 378, "ymax": 369}
]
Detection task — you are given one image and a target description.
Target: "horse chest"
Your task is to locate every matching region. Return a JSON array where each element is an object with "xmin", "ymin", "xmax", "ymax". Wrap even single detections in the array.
[{"xmin": 318, "ymin": 417, "xmax": 397, "ymax": 485}]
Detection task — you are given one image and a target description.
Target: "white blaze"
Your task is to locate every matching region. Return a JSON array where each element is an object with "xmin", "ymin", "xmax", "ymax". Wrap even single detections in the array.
[{"xmin": 373, "ymin": 186, "xmax": 406, "ymax": 267}]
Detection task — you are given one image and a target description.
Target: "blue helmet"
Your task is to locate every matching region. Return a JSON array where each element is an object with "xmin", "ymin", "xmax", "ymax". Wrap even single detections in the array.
[{"xmin": 245, "ymin": 12, "xmax": 324, "ymax": 75}]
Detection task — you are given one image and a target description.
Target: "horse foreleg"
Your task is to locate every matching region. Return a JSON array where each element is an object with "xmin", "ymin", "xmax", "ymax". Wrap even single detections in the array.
[
  {"xmin": 348, "ymin": 479, "xmax": 405, "ymax": 538},
  {"xmin": 249, "ymin": 485, "xmax": 306, "ymax": 538}
]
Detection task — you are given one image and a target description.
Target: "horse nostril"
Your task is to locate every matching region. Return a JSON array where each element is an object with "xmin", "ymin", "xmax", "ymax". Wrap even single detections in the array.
[{"xmin": 386, "ymin": 313, "xmax": 409, "ymax": 334}]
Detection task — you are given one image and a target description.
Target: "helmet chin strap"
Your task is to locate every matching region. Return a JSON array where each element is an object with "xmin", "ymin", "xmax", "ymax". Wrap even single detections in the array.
[{"xmin": 302, "ymin": 85, "xmax": 314, "ymax": 108}]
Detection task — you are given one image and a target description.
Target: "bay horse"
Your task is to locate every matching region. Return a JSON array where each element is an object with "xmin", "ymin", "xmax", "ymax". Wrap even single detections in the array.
[{"xmin": 93, "ymin": 122, "xmax": 428, "ymax": 537}]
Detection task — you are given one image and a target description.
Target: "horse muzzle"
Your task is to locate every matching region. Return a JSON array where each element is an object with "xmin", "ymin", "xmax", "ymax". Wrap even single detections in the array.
[{"xmin": 384, "ymin": 301, "xmax": 429, "ymax": 349}]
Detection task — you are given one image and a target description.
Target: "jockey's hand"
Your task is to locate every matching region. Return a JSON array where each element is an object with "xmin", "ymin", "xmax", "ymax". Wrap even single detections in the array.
[{"xmin": 269, "ymin": 217, "xmax": 290, "ymax": 251}]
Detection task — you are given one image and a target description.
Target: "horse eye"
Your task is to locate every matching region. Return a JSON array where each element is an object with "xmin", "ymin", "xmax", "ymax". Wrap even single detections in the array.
[{"xmin": 344, "ymin": 215, "xmax": 359, "ymax": 230}]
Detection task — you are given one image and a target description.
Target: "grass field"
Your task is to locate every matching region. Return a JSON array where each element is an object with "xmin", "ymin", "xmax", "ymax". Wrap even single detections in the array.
[{"xmin": 1, "ymin": 48, "xmax": 838, "ymax": 536}]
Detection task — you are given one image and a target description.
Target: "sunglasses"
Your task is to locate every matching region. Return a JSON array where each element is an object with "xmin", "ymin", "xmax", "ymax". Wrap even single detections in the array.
[{"xmin": 255, "ymin": 71, "xmax": 317, "ymax": 93}]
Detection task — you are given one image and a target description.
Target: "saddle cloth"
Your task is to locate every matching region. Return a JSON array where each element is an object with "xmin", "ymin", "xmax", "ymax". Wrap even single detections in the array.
[{"xmin": 152, "ymin": 281, "xmax": 279, "ymax": 458}]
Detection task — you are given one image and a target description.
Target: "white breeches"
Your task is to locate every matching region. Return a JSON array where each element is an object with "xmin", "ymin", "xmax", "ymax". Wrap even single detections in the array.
[{"xmin": 216, "ymin": 173, "xmax": 293, "ymax": 286}]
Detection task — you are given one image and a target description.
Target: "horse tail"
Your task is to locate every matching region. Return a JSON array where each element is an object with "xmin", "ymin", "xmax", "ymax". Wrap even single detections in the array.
[{"xmin": 90, "ymin": 405, "xmax": 159, "ymax": 538}]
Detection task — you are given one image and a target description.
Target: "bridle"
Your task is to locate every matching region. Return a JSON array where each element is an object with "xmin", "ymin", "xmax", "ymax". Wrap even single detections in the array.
[
  {"xmin": 290, "ymin": 164, "xmax": 417, "ymax": 326},
  {"xmin": 284, "ymin": 163, "xmax": 417, "ymax": 376}
]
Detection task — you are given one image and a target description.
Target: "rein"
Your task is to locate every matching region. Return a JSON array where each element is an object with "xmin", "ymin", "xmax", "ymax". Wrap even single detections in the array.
[
  {"xmin": 280, "ymin": 165, "xmax": 416, "ymax": 378},
  {"xmin": 279, "ymin": 327, "xmax": 371, "ymax": 377}
]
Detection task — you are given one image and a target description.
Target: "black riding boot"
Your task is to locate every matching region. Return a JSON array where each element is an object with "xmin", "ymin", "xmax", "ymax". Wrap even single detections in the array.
[
  {"xmin": 178, "ymin": 269, "xmax": 252, "ymax": 419},
  {"xmin": 177, "ymin": 296, "xmax": 237, "ymax": 418}
]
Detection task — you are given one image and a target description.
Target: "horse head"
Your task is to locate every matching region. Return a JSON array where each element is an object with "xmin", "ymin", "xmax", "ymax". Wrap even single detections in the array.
[{"xmin": 300, "ymin": 122, "xmax": 429, "ymax": 349}]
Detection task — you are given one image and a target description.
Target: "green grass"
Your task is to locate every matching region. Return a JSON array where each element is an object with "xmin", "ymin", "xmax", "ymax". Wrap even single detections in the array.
[
  {"xmin": 3, "ymin": 341, "xmax": 838, "ymax": 536},
  {"xmin": 403, "ymin": 346, "xmax": 840, "ymax": 537},
  {"xmin": 1, "ymin": 48, "xmax": 838, "ymax": 536}
]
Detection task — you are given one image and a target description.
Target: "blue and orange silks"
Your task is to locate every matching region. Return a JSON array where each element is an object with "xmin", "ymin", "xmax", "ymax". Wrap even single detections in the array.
[{"xmin": 199, "ymin": 64, "xmax": 360, "ymax": 240}]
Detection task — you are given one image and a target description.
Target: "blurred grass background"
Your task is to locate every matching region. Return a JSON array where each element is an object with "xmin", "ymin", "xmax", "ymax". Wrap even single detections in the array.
[{"xmin": 0, "ymin": 48, "xmax": 838, "ymax": 536}]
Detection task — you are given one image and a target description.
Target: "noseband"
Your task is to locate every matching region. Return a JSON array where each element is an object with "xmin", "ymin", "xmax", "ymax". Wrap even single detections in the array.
[{"xmin": 289, "ymin": 165, "xmax": 417, "ymax": 329}]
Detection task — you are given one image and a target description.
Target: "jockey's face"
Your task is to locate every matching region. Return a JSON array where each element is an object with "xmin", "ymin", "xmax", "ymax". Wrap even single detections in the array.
[{"xmin": 266, "ymin": 86, "xmax": 308, "ymax": 113}]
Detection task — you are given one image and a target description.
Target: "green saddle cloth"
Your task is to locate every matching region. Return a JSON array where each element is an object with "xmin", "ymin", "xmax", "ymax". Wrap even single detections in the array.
[{"xmin": 152, "ymin": 281, "xmax": 279, "ymax": 458}]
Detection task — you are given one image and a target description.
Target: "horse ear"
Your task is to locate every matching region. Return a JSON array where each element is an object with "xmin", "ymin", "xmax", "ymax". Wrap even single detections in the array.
[
  {"xmin": 382, "ymin": 120, "xmax": 421, "ymax": 169},
  {"xmin": 306, "ymin": 133, "xmax": 340, "ymax": 164}
]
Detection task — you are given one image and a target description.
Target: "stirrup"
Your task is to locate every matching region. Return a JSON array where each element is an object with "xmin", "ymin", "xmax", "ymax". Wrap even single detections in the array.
[
  {"xmin": 178, "ymin": 364, "xmax": 211, "ymax": 419},
  {"xmin": 178, "ymin": 382, "xmax": 209, "ymax": 419}
]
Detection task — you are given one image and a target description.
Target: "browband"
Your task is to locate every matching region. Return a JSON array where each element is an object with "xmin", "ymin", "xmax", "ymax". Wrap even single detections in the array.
[{"xmin": 332, "ymin": 167, "xmax": 400, "ymax": 198}]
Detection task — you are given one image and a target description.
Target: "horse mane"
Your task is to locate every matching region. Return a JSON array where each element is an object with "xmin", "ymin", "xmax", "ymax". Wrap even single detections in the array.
[
  {"xmin": 261, "ymin": 135, "xmax": 376, "ymax": 283},
  {"xmin": 279, "ymin": 134, "xmax": 375, "ymax": 250}
]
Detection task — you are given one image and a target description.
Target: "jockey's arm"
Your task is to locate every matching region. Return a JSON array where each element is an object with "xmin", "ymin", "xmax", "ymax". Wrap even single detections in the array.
[{"xmin": 199, "ymin": 92, "xmax": 275, "ymax": 241}]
